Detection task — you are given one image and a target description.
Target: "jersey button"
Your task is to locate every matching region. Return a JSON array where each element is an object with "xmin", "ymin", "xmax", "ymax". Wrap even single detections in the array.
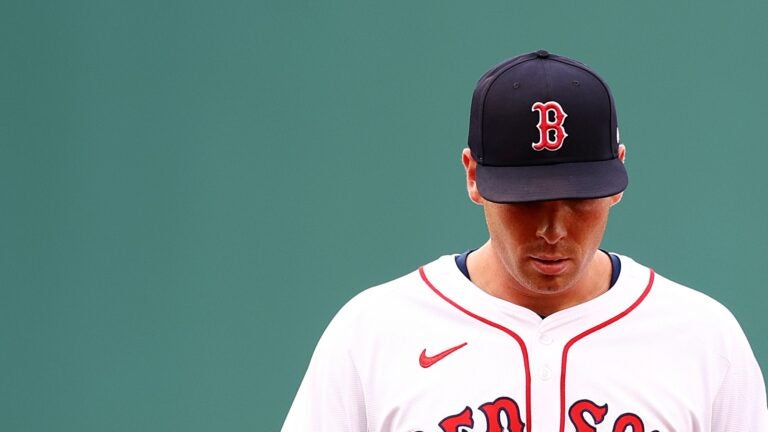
[
  {"xmin": 540, "ymin": 365, "xmax": 553, "ymax": 381},
  {"xmin": 539, "ymin": 333, "xmax": 553, "ymax": 345}
]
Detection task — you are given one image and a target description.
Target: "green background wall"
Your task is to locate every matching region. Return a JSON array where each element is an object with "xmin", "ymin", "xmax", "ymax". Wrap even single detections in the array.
[{"xmin": 2, "ymin": 1, "xmax": 766, "ymax": 430}]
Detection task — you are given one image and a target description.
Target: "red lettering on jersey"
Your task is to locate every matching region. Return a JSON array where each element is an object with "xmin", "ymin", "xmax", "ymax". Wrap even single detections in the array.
[
  {"xmin": 569, "ymin": 399, "xmax": 609, "ymax": 432},
  {"xmin": 612, "ymin": 413, "xmax": 645, "ymax": 432},
  {"xmin": 478, "ymin": 397, "xmax": 525, "ymax": 432},
  {"xmin": 439, "ymin": 406, "xmax": 474, "ymax": 432},
  {"xmin": 434, "ymin": 397, "xmax": 659, "ymax": 432},
  {"xmin": 531, "ymin": 101, "xmax": 568, "ymax": 151}
]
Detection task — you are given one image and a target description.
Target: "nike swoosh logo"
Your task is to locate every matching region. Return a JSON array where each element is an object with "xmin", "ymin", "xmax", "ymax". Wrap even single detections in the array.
[{"xmin": 419, "ymin": 342, "xmax": 468, "ymax": 368}]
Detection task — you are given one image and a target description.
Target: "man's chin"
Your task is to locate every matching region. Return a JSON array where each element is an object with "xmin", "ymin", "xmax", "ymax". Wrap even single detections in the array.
[{"xmin": 522, "ymin": 272, "xmax": 577, "ymax": 295}]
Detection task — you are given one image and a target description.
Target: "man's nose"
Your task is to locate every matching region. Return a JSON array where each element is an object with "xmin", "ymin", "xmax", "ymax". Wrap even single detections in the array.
[{"xmin": 535, "ymin": 201, "xmax": 567, "ymax": 244}]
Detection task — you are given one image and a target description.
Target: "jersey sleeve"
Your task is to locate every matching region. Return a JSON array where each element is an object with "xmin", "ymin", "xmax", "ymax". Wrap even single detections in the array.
[
  {"xmin": 281, "ymin": 298, "xmax": 368, "ymax": 432},
  {"xmin": 710, "ymin": 312, "xmax": 768, "ymax": 432}
]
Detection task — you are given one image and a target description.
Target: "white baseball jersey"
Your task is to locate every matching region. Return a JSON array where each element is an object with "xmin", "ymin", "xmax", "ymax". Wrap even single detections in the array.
[{"xmin": 282, "ymin": 254, "xmax": 768, "ymax": 432}]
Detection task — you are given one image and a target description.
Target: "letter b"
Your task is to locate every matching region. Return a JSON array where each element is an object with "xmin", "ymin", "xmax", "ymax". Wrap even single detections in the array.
[{"xmin": 531, "ymin": 101, "xmax": 568, "ymax": 151}]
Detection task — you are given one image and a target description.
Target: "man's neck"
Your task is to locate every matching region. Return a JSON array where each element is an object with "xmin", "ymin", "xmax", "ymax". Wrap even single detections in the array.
[{"xmin": 466, "ymin": 241, "xmax": 612, "ymax": 317}]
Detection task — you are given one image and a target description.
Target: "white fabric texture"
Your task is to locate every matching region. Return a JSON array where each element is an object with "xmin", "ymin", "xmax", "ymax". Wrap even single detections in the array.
[{"xmin": 282, "ymin": 254, "xmax": 768, "ymax": 432}]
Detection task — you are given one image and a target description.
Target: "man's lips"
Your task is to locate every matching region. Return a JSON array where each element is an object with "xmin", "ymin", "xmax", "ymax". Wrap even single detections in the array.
[{"xmin": 529, "ymin": 256, "xmax": 570, "ymax": 275}]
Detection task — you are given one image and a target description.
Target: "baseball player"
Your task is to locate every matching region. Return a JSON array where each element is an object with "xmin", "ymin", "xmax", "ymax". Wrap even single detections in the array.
[{"xmin": 282, "ymin": 50, "xmax": 768, "ymax": 432}]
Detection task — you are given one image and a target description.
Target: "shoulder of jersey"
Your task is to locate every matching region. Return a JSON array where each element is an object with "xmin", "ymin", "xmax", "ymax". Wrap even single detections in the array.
[
  {"xmin": 322, "ymin": 271, "xmax": 431, "ymax": 328},
  {"xmin": 619, "ymin": 254, "xmax": 749, "ymax": 354},
  {"xmin": 642, "ymin": 264, "xmax": 737, "ymax": 322},
  {"xmin": 330, "ymin": 268, "xmax": 428, "ymax": 322}
]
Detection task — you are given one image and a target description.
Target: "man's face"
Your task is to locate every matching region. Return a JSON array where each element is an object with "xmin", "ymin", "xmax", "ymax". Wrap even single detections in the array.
[
  {"xmin": 461, "ymin": 147, "xmax": 624, "ymax": 297},
  {"xmin": 482, "ymin": 197, "xmax": 613, "ymax": 296}
]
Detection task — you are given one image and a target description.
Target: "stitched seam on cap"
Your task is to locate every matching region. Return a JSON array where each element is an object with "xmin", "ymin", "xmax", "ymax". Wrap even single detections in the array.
[
  {"xmin": 478, "ymin": 55, "xmax": 537, "ymax": 163},
  {"xmin": 550, "ymin": 56, "xmax": 616, "ymax": 156}
]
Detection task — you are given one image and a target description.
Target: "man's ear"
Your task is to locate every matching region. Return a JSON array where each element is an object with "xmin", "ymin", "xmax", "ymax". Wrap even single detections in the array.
[
  {"xmin": 609, "ymin": 191, "xmax": 623, "ymax": 207},
  {"xmin": 610, "ymin": 144, "xmax": 627, "ymax": 206},
  {"xmin": 462, "ymin": 148, "xmax": 484, "ymax": 205}
]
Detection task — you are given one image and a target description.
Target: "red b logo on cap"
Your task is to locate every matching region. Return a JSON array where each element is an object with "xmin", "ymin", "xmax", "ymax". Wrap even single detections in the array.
[{"xmin": 531, "ymin": 101, "xmax": 568, "ymax": 151}]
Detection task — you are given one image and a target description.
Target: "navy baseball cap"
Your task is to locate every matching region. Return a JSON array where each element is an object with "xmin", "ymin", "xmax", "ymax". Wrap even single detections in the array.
[{"xmin": 468, "ymin": 50, "xmax": 628, "ymax": 203}]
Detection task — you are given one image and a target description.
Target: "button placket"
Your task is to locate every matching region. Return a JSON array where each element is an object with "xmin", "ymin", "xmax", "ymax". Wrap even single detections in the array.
[
  {"xmin": 540, "ymin": 365, "xmax": 553, "ymax": 381},
  {"xmin": 539, "ymin": 332, "xmax": 554, "ymax": 345}
]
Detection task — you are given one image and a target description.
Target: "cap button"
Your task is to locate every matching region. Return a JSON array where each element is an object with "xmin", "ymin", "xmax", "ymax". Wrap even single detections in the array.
[{"xmin": 536, "ymin": 50, "xmax": 550, "ymax": 58}]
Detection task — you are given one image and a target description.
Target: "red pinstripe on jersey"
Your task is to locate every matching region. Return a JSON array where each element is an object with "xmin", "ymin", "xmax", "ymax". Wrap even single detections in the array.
[
  {"xmin": 558, "ymin": 269, "xmax": 655, "ymax": 432},
  {"xmin": 419, "ymin": 267, "xmax": 533, "ymax": 432},
  {"xmin": 419, "ymin": 266, "xmax": 656, "ymax": 432}
]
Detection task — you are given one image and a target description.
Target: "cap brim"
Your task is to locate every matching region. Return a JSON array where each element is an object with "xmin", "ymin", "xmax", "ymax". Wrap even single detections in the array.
[{"xmin": 475, "ymin": 158, "xmax": 628, "ymax": 203}]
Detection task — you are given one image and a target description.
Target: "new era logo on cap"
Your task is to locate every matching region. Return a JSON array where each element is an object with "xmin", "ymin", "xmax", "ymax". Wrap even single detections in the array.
[{"xmin": 467, "ymin": 50, "xmax": 627, "ymax": 203}]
